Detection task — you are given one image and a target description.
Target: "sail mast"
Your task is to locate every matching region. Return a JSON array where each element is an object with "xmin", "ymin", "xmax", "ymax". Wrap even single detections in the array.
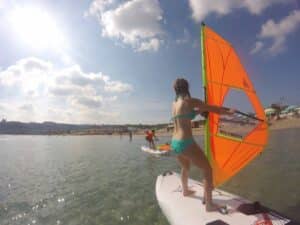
[{"xmin": 201, "ymin": 22, "xmax": 211, "ymax": 161}]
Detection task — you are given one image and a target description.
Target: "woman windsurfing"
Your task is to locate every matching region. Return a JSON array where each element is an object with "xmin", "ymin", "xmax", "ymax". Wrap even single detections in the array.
[{"xmin": 171, "ymin": 78, "xmax": 235, "ymax": 214}]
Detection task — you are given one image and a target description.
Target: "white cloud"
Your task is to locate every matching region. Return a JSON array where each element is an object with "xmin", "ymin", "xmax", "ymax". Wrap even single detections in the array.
[
  {"xmin": 78, "ymin": 109, "xmax": 120, "ymax": 124},
  {"xmin": 0, "ymin": 0, "xmax": 11, "ymax": 11},
  {"xmin": 87, "ymin": 0, "xmax": 115, "ymax": 14},
  {"xmin": 87, "ymin": 0, "xmax": 164, "ymax": 52},
  {"xmin": 20, "ymin": 57, "xmax": 52, "ymax": 71},
  {"xmin": 0, "ymin": 57, "xmax": 133, "ymax": 123},
  {"xmin": 70, "ymin": 95, "xmax": 103, "ymax": 109},
  {"xmin": 137, "ymin": 38, "xmax": 161, "ymax": 52},
  {"xmin": 250, "ymin": 41, "xmax": 264, "ymax": 54},
  {"xmin": 252, "ymin": 10, "xmax": 300, "ymax": 55},
  {"xmin": 189, "ymin": 0, "xmax": 232, "ymax": 22},
  {"xmin": 19, "ymin": 104, "xmax": 34, "ymax": 112},
  {"xmin": 49, "ymin": 85, "xmax": 83, "ymax": 97},
  {"xmin": 0, "ymin": 57, "xmax": 52, "ymax": 97},
  {"xmin": 53, "ymin": 65, "xmax": 132, "ymax": 94},
  {"xmin": 189, "ymin": 0, "xmax": 289, "ymax": 22},
  {"xmin": 104, "ymin": 80, "xmax": 133, "ymax": 93},
  {"xmin": 242, "ymin": 0, "xmax": 283, "ymax": 14}
]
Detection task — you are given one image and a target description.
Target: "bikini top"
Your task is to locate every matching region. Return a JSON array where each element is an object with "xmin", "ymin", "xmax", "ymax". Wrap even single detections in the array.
[{"xmin": 171, "ymin": 110, "xmax": 197, "ymax": 121}]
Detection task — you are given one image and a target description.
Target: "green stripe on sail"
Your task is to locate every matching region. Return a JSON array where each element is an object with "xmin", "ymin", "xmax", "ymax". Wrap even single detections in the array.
[
  {"xmin": 216, "ymin": 133, "xmax": 243, "ymax": 142},
  {"xmin": 201, "ymin": 23, "xmax": 211, "ymax": 162}
]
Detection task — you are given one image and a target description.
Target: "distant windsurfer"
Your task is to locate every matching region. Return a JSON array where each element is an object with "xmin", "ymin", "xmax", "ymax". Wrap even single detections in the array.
[
  {"xmin": 145, "ymin": 130, "xmax": 156, "ymax": 149},
  {"xmin": 171, "ymin": 78, "xmax": 235, "ymax": 213}
]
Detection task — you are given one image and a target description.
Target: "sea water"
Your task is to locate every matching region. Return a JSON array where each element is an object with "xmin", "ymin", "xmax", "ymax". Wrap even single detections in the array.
[{"xmin": 0, "ymin": 128, "xmax": 299, "ymax": 225}]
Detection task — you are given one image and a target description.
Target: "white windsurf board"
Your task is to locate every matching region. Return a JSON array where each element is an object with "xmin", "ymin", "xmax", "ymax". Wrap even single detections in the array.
[
  {"xmin": 141, "ymin": 146, "xmax": 170, "ymax": 155},
  {"xmin": 156, "ymin": 171, "xmax": 298, "ymax": 225}
]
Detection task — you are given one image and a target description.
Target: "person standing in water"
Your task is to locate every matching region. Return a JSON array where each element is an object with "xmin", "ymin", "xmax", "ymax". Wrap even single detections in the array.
[
  {"xmin": 151, "ymin": 129, "xmax": 159, "ymax": 142},
  {"xmin": 145, "ymin": 130, "xmax": 155, "ymax": 149},
  {"xmin": 171, "ymin": 78, "xmax": 235, "ymax": 213}
]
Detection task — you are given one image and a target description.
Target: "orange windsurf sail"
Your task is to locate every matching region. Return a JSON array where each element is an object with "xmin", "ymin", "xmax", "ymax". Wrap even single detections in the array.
[{"xmin": 201, "ymin": 24, "xmax": 268, "ymax": 187}]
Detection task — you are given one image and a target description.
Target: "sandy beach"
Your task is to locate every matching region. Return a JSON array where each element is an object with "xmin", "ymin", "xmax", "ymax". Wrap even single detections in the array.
[
  {"xmin": 63, "ymin": 117, "xmax": 300, "ymax": 136},
  {"xmin": 151, "ymin": 117, "xmax": 300, "ymax": 137}
]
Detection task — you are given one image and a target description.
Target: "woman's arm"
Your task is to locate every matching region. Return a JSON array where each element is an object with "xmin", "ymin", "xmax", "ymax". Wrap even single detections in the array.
[
  {"xmin": 189, "ymin": 98, "xmax": 235, "ymax": 115},
  {"xmin": 205, "ymin": 105, "xmax": 235, "ymax": 115}
]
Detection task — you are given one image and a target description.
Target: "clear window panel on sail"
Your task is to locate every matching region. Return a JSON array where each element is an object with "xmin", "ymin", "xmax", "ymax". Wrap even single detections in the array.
[{"xmin": 217, "ymin": 89, "xmax": 260, "ymax": 141}]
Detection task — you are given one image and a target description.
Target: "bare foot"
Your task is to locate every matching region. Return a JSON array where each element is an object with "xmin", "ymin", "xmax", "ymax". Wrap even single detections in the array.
[
  {"xmin": 183, "ymin": 189, "xmax": 195, "ymax": 196},
  {"xmin": 206, "ymin": 203, "xmax": 228, "ymax": 214}
]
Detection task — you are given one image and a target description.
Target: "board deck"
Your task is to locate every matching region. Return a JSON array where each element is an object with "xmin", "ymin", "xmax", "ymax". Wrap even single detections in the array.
[
  {"xmin": 156, "ymin": 171, "xmax": 299, "ymax": 225},
  {"xmin": 141, "ymin": 146, "xmax": 170, "ymax": 155}
]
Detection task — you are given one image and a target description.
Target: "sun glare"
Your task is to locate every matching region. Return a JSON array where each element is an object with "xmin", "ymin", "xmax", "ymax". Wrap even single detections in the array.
[{"xmin": 9, "ymin": 7, "xmax": 65, "ymax": 50}]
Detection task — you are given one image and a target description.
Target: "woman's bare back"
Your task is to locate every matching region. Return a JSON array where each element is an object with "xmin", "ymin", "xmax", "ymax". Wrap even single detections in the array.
[{"xmin": 172, "ymin": 98, "xmax": 194, "ymax": 140}]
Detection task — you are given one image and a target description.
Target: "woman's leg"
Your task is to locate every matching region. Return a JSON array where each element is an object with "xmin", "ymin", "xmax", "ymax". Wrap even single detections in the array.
[
  {"xmin": 177, "ymin": 155, "xmax": 195, "ymax": 196},
  {"xmin": 183, "ymin": 143, "xmax": 223, "ymax": 212}
]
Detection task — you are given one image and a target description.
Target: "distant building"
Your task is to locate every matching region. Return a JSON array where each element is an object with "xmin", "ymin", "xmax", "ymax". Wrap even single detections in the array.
[
  {"xmin": 280, "ymin": 105, "xmax": 299, "ymax": 118},
  {"xmin": 1, "ymin": 118, "xmax": 6, "ymax": 123},
  {"xmin": 264, "ymin": 108, "xmax": 276, "ymax": 119},
  {"xmin": 265, "ymin": 105, "xmax": 300, "ymax": 120},
  {"xmin": 167, "ymin": 124, "xmax": 174, "ymax": 132}
]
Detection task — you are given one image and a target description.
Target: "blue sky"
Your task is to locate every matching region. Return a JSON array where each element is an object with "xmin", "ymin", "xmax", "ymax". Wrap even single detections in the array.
[{"xmin": 0, "ymin": 0, "xmax": 299, "ymax": 124}]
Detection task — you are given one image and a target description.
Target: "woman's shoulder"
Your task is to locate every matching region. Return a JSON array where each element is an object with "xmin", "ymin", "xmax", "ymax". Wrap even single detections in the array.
[
  {"xmin": 172, "ymin": 101, "xmax": 177, "ymax": 110},
  {"xmin": 186, "ymin": 97, "xmax": 204, "ymax": 106}
]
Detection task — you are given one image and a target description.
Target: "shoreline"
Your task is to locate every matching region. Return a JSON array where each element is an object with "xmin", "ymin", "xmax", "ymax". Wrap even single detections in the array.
[
  {"xmin": 0, "ymin": 118, "xmax": 299, "ymax": 136},
  {"xmin": 153, "ymin": 117, "xmax": 300, "ymax": 137}
]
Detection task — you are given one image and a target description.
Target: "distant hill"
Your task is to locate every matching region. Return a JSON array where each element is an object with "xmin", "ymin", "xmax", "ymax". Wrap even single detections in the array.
[{"xmin": 0, "ymin": 120, "xmax": 169, "ymax": 135}]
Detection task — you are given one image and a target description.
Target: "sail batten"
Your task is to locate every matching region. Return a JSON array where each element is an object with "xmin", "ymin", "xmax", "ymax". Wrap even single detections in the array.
[{"xmin": 201, "ymin": 24, "xmax": 268, "ymax": 187}]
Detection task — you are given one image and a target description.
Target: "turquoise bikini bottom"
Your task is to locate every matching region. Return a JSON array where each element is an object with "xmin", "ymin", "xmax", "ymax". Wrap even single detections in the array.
[{"xmin": 171, "ymin": 138, "xmax": 194, "ymax": 154}]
